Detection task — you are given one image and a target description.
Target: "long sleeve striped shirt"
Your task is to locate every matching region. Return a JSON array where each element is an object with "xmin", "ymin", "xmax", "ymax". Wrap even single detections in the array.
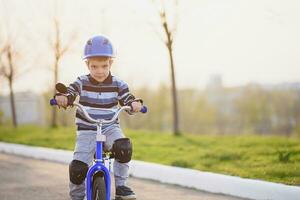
[{"xmin": 66, "ymin": 73, "xmax": 139, "ymax": 131}]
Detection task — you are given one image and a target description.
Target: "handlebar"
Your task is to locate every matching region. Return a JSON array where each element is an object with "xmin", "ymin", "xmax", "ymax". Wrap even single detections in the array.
[{"xmin": 50, "ymin": 99, "xmax": 147, "ymax": 124}]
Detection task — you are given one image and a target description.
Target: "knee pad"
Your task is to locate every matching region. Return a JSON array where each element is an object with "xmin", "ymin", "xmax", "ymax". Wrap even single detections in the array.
[
  {"xmin": 69, "ymin": 160, "xmax": 89, "ymax": 185},
  {"xmin": 112, "ymin": 138, "xmax": 132, "ymax": 163}
]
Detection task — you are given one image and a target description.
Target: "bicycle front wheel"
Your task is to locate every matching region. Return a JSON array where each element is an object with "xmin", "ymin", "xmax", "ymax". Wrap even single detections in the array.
[{"xmin": 92, "ymin": 172, "xmax": 106, "ymax": 200}]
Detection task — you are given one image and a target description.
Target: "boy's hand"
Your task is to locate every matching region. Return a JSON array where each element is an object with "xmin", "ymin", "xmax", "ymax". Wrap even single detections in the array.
[
  {"xmin": 55, "ymin": 95, "xmax": 68, "ymax": 108},
  {"xmin": 131, "ymin": 101, "xmax": 142, "ymax": 113}
]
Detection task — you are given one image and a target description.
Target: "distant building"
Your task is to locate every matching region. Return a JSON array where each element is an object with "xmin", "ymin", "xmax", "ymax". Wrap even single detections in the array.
[
  {"xmin": 0, "ymin": 92, "xmax": 45, "ymax": 125},
  {"xmin": 206, "ymin": 74, "xmax": 226, "ymax": 108},
  {"xmin": 262, "ymin": 82, "xmax": 300, "ymax": 90},
  {"xmin": 206, "ymin": 74, "xmax": 223, "ymax": 91}
]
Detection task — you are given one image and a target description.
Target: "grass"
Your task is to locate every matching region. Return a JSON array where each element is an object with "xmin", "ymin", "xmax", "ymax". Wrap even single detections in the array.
[{"xmin": 0, "ymin": 125, "xmax": 300, "ymax": 185}]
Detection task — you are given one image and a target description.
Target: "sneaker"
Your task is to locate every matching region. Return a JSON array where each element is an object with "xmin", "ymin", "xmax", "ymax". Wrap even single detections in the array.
[{"xmin": 115, "ymin": 185, "xmax": 136, "ymax": 200}]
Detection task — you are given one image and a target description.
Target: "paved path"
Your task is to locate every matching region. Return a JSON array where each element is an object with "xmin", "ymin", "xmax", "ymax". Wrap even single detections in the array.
[{"xmin": 0, "ymin": 153, "xmax": 246, "ymax": 200}]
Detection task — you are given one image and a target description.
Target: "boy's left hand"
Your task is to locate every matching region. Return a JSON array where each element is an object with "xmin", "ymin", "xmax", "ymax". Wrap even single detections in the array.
[{"xmin": 131, "ymin": 101, "xmax": 143, "ymax": 113}]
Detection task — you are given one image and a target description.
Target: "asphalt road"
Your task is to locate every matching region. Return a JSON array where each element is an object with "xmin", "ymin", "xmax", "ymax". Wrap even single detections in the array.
[{"xmin": 0, "ymin": 153, "xmax": 246, "ymax": 200}]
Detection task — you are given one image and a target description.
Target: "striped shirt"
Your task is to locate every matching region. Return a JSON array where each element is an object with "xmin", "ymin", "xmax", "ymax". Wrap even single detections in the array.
[{"xmin": 66, "ymin": 73, "xmax": 137, "ymax": 131}]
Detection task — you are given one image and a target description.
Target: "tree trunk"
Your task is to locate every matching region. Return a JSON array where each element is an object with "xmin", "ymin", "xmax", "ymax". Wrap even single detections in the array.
[
  {"xmin": 167, "ymin": 44, "xmax": 180, "ymax": 136},
  {"xmin": 8, "ymin": 77, "xmax": 17, "ymax": 127},
  {"xmin": 51, "ymin": 60, "xmax": 58, "ymax": 128}
]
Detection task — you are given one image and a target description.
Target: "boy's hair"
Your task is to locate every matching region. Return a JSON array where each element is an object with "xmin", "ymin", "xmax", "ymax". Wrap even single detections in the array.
[{"xmin": 85, "ymin": 56, "xmax": 112, "ymax": 65}]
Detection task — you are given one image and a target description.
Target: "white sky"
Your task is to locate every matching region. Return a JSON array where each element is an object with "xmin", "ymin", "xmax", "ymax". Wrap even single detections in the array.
[{"xmin": 0, "ymin": 0, "xmax": 300, "ymax": 94}]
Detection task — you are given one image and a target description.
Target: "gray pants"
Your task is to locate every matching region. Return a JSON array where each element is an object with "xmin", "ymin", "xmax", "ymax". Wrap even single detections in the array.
[{"xmin": 69, "ymin": 124, "xmax": 129, "ymax": 200}]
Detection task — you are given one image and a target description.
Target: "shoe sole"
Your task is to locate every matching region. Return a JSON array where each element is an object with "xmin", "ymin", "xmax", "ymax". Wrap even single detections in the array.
[{"xmin": 115, "ymin": 194, "xmax": 137, "ymax": 200}]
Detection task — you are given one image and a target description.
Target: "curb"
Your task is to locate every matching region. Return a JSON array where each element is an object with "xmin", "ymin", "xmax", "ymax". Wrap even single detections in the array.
[{"xmin": 0, "ymin": 142, "xmax": 299, "ymax": 200}]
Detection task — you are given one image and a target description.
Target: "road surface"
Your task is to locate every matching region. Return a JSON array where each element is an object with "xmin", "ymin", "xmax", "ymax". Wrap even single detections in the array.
[{"xmin": 0, "ymin": 153, "xmax": 246, "ymax": 200}]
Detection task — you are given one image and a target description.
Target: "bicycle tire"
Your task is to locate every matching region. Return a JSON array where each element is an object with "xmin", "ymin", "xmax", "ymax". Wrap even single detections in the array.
[{"xmin": 92, "ymin": 172, "xmax": 106, "ymax": 200}]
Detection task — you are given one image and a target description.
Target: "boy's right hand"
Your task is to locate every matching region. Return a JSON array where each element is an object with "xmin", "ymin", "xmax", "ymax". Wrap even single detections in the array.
[{"xmin": 55, "ymin": 95, "xmax": 68, "ymax": 108}]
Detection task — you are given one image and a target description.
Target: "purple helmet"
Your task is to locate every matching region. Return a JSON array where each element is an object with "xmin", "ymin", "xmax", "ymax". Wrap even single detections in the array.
[{"xmin": 83, "ymin": 35, "xmax": 115, "ymax": 60}]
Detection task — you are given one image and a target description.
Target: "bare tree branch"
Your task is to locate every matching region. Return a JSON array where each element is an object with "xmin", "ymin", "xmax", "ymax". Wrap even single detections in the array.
[
  {"xmin": 50, "ymin": 16, "xmax": 75, "ymax": 62},
  {"xmin": 151, "ymin": 0, "xmax": 178, "ymax": 47},
  {"xmin": 60, "ymin": 42, "xmax": 71, "ymax": 57}
]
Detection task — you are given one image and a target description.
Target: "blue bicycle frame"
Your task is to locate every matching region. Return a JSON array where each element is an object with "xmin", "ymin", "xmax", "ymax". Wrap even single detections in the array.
[{"xmin": 86, "ymin": 122, "xmax": 111, "ymax": 200}]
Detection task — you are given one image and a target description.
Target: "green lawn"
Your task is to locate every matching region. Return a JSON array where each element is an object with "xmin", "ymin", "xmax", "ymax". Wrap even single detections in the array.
[{"xmin": 0, "ymin": 125, "xmax": 300, "ymax": 185}]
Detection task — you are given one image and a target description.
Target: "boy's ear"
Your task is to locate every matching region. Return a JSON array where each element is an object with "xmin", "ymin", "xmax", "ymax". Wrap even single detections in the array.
[
  {"xmin": 109, "ymin": 59, "xmax": 114, "ymax": 66},
  {"xmin": 85, "ymin": 60, "xmax": 89, "ymax": 68}
]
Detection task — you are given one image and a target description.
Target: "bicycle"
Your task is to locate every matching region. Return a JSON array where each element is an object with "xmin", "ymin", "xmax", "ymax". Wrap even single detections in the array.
[{"xmin": 50, "ymin": 84, "xmax": 147, "ymax": 200}]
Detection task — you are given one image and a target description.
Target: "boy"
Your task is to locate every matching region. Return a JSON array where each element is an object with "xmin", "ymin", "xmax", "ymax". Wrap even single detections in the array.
[{"xmin": 55, "ymin": 35, "xmax": 143, "ymax": 200}]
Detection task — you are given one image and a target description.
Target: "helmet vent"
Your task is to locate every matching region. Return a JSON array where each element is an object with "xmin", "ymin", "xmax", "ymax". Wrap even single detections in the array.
[{"xmin": 103, "ymin": 39, "xmax": 108, "ymax": 45}]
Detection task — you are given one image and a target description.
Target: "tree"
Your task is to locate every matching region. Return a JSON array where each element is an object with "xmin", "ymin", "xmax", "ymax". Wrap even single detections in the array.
[
  {"xmin": 0, "ymin": 42, "xmax": 18, "ymax": 127},
  {"xmin": 270, "ymin": 89, "xmax": 297, "ymax": 136},
  {"xmin": 187, "ymin": 92, "xmax": 217, "ymax": 134},
  {"xmin": 0, "ymin": 0, "xmax": 33, "ymax": 127},
  {"xmin": 150, "ymin": 0, "xmax": 180, "ymax": 135},
  {"xmin": 234, "ymin": 85, "xmax": 273, "ymax": 134},
  {"xmin": 49, "ymin": 17, "xmax": 73, "ymax": 128}
]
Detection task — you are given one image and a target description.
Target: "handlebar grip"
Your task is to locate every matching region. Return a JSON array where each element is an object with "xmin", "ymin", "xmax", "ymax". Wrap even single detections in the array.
[
  {"xmin": 50, "ymin": 99, "xmax": 57, "ymax": 106},
  {"xmin": 140, "ymin": 106, "xmax": 147, "ymax": 113}
]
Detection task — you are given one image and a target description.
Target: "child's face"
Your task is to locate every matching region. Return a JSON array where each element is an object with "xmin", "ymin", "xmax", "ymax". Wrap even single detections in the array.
[{"xmin": 86, "ymin": 57, "xmax": 113, "ymax": 82}]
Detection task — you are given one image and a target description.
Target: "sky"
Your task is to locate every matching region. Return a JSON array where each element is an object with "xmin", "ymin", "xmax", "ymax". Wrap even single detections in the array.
[{"xmin": 0, "ymin": 0, "xmax": 300, "ymax": 94}]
